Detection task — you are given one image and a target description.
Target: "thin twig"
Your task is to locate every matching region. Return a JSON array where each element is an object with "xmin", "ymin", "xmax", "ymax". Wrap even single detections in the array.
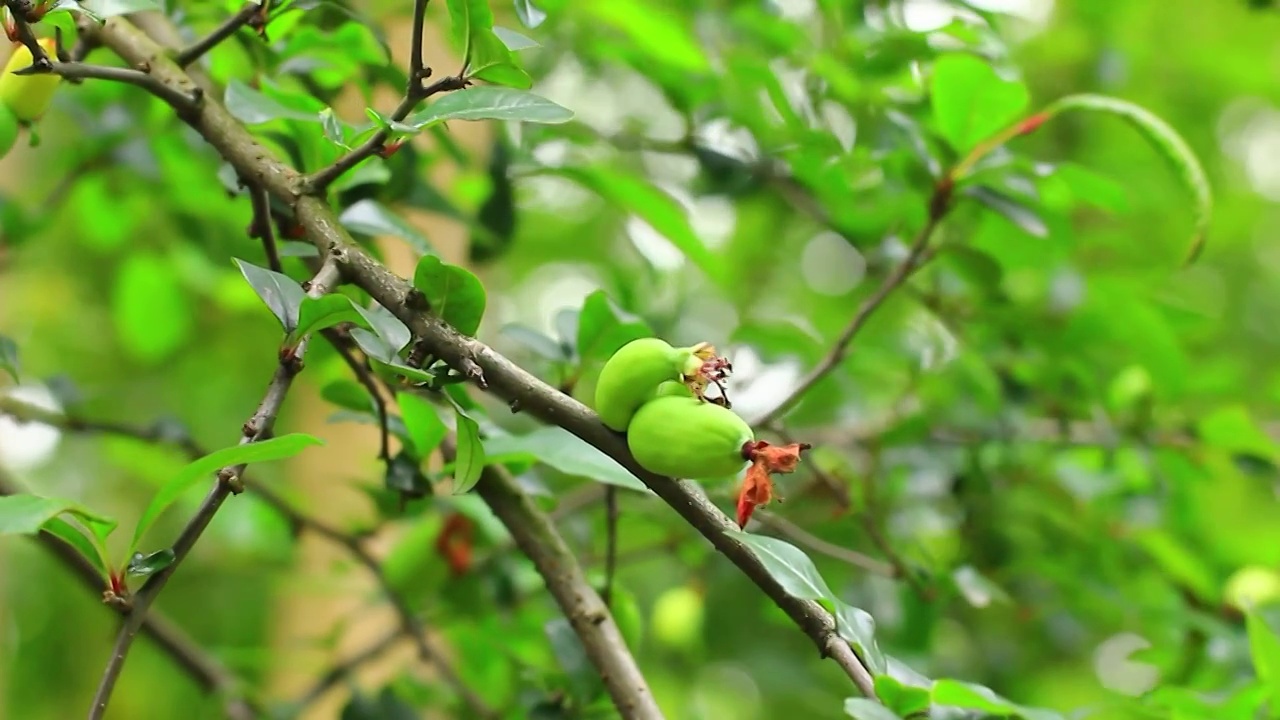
[
  {"xmin": 3, "ymin": 0, "xmax": 50, "ymax": 69},
  {"xmin": 319, "ymin": 329, "xmax": 392, "ymax": 463},
  {"xmin": 442, "ymin": 438, "xmax": 663, "ymax": 720},
  {"xmin": 408, "ymin": 0, "xmax": 429, "ymax": 89},
  {"xmin": 0, "ymin": 394, "xmax": 490, "ymax": 718},
  {"xmin": 86, "ymin": 260, "xmax": 343, "ymax": 720},
  {"xmin": 292, "ymin": 628, "xmax": 402, "ymax": 710},
  {"xmin": 30, "ymin": 60, "xmax": 202, "ymax": 111},
  {"xmin": 754, "ymin": 206, "xmax": 948, "ymax": 427},
  {"xmin": 247, "ymin": 184, "xmax": 283, "ymax": 272},
  {"xmin": 0, "ymin": 470, "xmax": 261, "ymax": 720},
  {"xmin": 175, "ymin": 1, "xmax": 262, "ymax": 67},
  {"xmin": 603, "ymin": 485, "xmax": 618, "ymax": 608}
]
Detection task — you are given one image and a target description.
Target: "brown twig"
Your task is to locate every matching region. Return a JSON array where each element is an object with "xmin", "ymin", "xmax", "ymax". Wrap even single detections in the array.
[
  {"xmin": 291, "ymin": 628, "xmax": 402, "ymax": 710},
  {"xmin": 86, "ymin": 259, "xmax": 342, "ymax": 720},
  {"xmin": 175, "ymin": 1, "xmax": 263, "ymax": 67},
  {"xmin": 3, "ymin": 0, "xmax": 50, "ymax": 69},
  {"xmin": 247, "ymin": 184, "xmax": 282, "ymax": 272},
  {"xmin": 0, "ymin": 469, "xmax": 261, "ymax": 720}
]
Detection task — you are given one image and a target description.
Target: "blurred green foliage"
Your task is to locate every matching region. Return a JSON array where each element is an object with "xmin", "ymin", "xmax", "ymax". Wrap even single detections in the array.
[{"xmin": 3, "ymin": 0, "xmax": 1280, "ymax": 719}]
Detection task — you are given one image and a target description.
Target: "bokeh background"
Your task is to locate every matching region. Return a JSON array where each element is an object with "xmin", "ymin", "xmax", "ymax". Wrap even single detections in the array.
[{"xmin": 3, "ymin": 0, "xmax": 1280, "ymax": 718}]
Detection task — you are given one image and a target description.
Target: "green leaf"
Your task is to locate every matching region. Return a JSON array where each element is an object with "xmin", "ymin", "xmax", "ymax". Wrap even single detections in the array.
[
  {"xmin": 469, "ymin": 32, "xmax": 532, "ymax": 88},
  {"xmin": 728, "ymin": 531, "xmax": 834, "ymax": 600},
  {"xmin": 480, "ymin": 426, "xmax": 648, "ymax": 492},
  {"xmin": 412, "ymin": 255, "xmax": 488, "ymax": 337},
  {"xmin": 842, "ymin": 698, "xmax": 904, "ymax": 720},
  {"xmin": 575, "ymin": 291, "xmax": 652, "ymax": 364},
  {"xmin": 512, "ymin": 0, "xmax": 546, "ymax": 28},
  {"xmin": 0, "ymin": 494, "xmax": 116, "ymax": 537},
  {"xmin": 339, "ymin": 199, "xmax": 433, "ymax": 256},
  {"xmin": 320, "ymin": 108, "xmax": 349, "ymax": 149},
  {"xmin": 406, "ymin": 86, "xmax": 574, "ymax": 128},
  {"xmin": 493, "ymin": 26, "xmax": 540, "ymax": 51},
  {"xmin": 354, "ymin": 302, "xmax": 412, "ymax": 355},
  {"xmin": 583, "ymin": 1, "xmax": 709, "ymax": 73},
  {"xmin": 546, "ymin": 617, "xmax": 606, "ymax": 703},
  {"xmin": 0, "ymin": 335, "xmax": 18, "ymax": 381},
  {"xmin": 233, "ymin": 258, "xmax": 306, "ymax": 332},
  {"xmin": 451, "ymin": 407, "xmax": 485, "ymax": 494},
  {"xmin": 398, "ymin": 392, "xmax": 447, "ymax": 458},
  {"xmin": 834, "ymin": 601, "xmax": 887, "ymax": 675},
  {"xmin": 126, "ymin": 548, "xmax": 176, "ymax": 578},
  {"xmin": 351, "ymin": 327, "xmax": 397, "ymax": 364},
  {"xmin": 385, "ymin": 450, "xmax": 431, "ymax": 499},
  {"xmin": 553, "ymin": 166, "xmax": 721, "ymax": 282},
  {"xmin": 113, "ymin": 253, "xmax": 194, "ymax": 364},
  {"xmin": 1247, "ymin": 609, "xmax": 1280, "ymax": 700},
  {"xmin": 322, "ymin": 379, "xmax": 376, "ymax": 415},
  {"xmin": 44, "ymin": 516, "xmax": 109, "ymax": 578},
  {"xmin": 963, "ymin": 185, "xmax": 1048, "ymax": 238},
  {"xmin": 873, "ymin": 676, "xmax": 932, "ymax": 718},
  {"xmin": 500, "ymin": 324, "xmax": 568, "ymax": 361},
  {"xmin": 1043, "ymin": 93, "xmax": 1213, "ymax": 263},
  {"xmin": 289, "ymin": 294, "xmax": 372, "ymax": 345},
  {"xmin": 931, "ymin": 53, "xmax": 1030, "ymax": 153},
  {"xmin": 130, "ymin": 433, "xmax": 325, "ymax": 554},
  {"xmin": 225, "ymin": 79, "xmax": 321, "ymax": 125},
  {"xmin": 951, "ymin": 565, "xmax": 1012, "ymax": 608},
  {"xmin": 930, "ymin": 679, "xmax": 1020, "ymax": 714}
]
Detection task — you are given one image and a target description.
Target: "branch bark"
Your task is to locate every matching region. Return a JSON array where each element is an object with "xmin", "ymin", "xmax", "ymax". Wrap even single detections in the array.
[{"xmin": 82, "ymin": 11, "xmax": 881, "ymax": 703}]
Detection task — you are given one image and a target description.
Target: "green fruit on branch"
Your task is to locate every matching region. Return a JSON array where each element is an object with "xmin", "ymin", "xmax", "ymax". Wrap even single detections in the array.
[
  {"xmin": 0, "ymin": 39, "xmax": 62, "ymax": 123},
  {"xmin": 0, "ymin": 104, "xmax": 18, "ymax": 158},
  {"xmin": 593, "ymin": 337, "xmax": 729, "ymax": 432},
  {"xmin": 626, "ymin": 394, "xmax": 755, "ymax": 479}
]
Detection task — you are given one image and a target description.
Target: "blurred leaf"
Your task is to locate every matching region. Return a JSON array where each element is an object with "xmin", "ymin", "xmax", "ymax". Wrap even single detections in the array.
[
  {"xmin": 451, "ymin": 407, "xmax": 485, "ymax": 494},
  {"xmin": 481, "ymin": 426, "xmax": 647, "ymax": 491},
  {"xmin": 951, "ymin": 565, "xmax": 1012, "ymax": 608},
  {"xmin": 1247, "ymin": 609, "xmax": 1280, "ymax": 700},
  {"xmin": 81, "ymin": 0, "xmax": 159, "ymax": 17},
  {"xmin": 130, "ymin": 433, "xmax": 325, "ymax": 555},
  {"xmin": 583, "ymin": 0, "xmax": 709, "ymax": 72},
  {"xmin": 413, "ymin": 255, "xmax": 488, "ymax": 337},
  {"xmin": 931, "ymin": 679, "xmax": 1020, "ymax": 714},
  {"xmin": 494, "ymin": 26, "xmax": 540, "ymax": 51},
  {"xmin": 225, "ymin": 79, "xmax": 320, "ymax": 125},
  {"xmin": 398, "ymin": 392, "xmax": 447, "ymax": 458},
  {"xmin": 126, "ymin": 548, "xmax": 176, "ymax": 578},
  {"xmin": 554, "ymin": 166, "xmax": 720, "ymax": 282},
  {"xmin": 1044, "ymin": 93, "xmax": 1213, "ymax": 262},
  {"xmin": 576, "ymin": 291, "xmax": 652, "ymax": 365},
  {"xmin": 874, "ymin": 676, "xmax": 931, "ymax": 717},
  {"xmin": 339, "ymin": 199, "xmax": 433, "ymax": 255},
  {"xmin": 931, "ymin": 53, "xmax": 1029, "ymax": 153},
  {"xmin": 233, "ymin": 258, "xmax": 306, "ymax": 332},
  {"xmin": 835, "ymin": 601, "xmax": 887, "ymax": 675},
  {"xmin": 385, "ymin": 450, "xmax": 431, "ymax": 499},
  {"xmin": 0, "ymin": 335, "xmax": 17, "ymax": 381},
  {"xmin": 322, "ymin": 379, "xmax": 376, "ymax": 414},
  {"xmin": 114, "ymin": 253, "xmax": 194, "ymax": 364},
  {"xmin": 512, "ymin": 0, "xmax": 546, "ymax": 28},
  {"xmin": 843, "ymin": 698, "xmax": 904, "ymax": 720},
  {"xmin": 407, "ymin": 86, "xmax": 573, "ymax": 127},
  {"xmin": 501, "ymin": 324, "xmax": 569, "ymax": 361},
  {"xmin": 0, "ymin": 494, "xmax": 116, "ymax": 538},
  {"xmin": 289, "ymin": 294, "xmax": 372, "ymax": 344},
  {"xmin": 43, "ymin": 516, "xmax": 109, "ymax": 578},
  {"xmin": 963, "ymin": 185, "xmax": 1048, "ymax": 237},
  {"xmin": 545, "ymin": 617, "xmax": 605, "ymax": 703}
]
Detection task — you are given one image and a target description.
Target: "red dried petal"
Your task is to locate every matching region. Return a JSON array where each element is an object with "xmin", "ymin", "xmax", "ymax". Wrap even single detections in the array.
[{"xmin": 736, "ymin": 461, "xmax": 775, "ymax": 528}]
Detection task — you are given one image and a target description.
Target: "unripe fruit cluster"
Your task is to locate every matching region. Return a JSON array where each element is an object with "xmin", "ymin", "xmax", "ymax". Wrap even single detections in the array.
[{"xmin": 594, "ymin": 337, "xmax": 809, "ymax": 527}]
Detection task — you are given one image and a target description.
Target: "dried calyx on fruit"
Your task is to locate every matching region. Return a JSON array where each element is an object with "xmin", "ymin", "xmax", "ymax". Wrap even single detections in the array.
[
  {"xmin": 593, "ymin": 337, "xmax": 734, "ymax": 432},
  {"xmin": 596, "ymin": 338, "xmax": 810, "ymax": 527}
]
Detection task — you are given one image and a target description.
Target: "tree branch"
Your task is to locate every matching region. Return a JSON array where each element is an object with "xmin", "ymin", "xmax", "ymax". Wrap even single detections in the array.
[
  {"xmin": 2, "ymin": 0, "xmax": 51, "ymax": 69},
  {"xmin": 175, "ymin": 1, "xmax": 263, "ymax": 68},
  {"xmin": 0, "ymin": 470, "xmax": 260, "ymax": 720},
  {"xmin": 292, "ymin": 628, "xmax": 402, "ymax": 711},
  {"xmin": 84, "ymin": 13, "xmax": 881, "ymax": 701},
  {"xmin": 441, "ymin": 438, "xmax": 663, "ymax": 720},
  {"xmin": 753, "ymin": 205, "xmax": 948, "ymax": 427},
  {"xmin": 247, "ymin": 184, "xmax": 282, "ymax": 272},
  {"xmin": 87, "ymin": 259, "xmax": 342, "ymax": 720},
  {"xmin": 0, "ymin": 396, "xmax": 492, "ymax": 718},
  {"xmin": 33, "ymin": 60, "xmax": 203, "ymax": 111}
]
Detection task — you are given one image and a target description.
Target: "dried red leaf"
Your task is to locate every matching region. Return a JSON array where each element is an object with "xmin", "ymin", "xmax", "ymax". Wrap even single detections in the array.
[
  {"xmin": 734, "ymin": 440, "xmax": 812, "ymax": 528},
  {"xmin": 435, "ymin": 512, "xmax": 476, "ymax": 576}
]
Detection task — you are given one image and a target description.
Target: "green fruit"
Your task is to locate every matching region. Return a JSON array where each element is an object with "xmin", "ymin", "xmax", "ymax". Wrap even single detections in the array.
[
  {"xmin": 1224, "ymin": 566, "xmax": 1280, "ymax": 611},
  {"xmin": 594, "ymin": 338, "xmax": 710, "ymax": 431},
  {"xmin": 652, "ymin": 585, "xmax": 703, "ymax": 649},
  {"xmin": 0, "ymin": 105, "xmax": 17, "ymax": 158},
  {"xmin": 626, "ymin": 394, "xmax": 753, "ymax": 479}
]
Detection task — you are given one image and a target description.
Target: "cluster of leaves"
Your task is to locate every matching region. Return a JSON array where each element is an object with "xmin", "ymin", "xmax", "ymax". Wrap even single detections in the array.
[{"xmin": 1, "ymin": 1, "xmax": 1278, "ymax": 720}]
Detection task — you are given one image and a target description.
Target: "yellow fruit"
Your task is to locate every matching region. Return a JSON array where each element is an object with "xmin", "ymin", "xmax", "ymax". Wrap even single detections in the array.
[
  {"xmin": 594, "ymin": 338, "xmax": 715, "ymax": 431},
  {"xmin": 0, "ymin": 39, "xmax": 62, "ymax": 123},
  {"xmin": 1224, "ymin": 566, "xmax": 1280, "ymax": 611},
  {"xmin": 626, "ymin": 394, "xmax": 753, "ymax": 479},
  {"xmin": 652, "ymin": 585, "xmax": 703, "ymax": 649},
  {"xmin": 0, "ymin": 104, "xmax": 18, "ymax": 158}
]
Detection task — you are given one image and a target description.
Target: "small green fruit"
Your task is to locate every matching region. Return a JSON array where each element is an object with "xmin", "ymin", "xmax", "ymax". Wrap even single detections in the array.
[
  {"xmin": 626, "ymin": 394, "xmax": 753, "ymax": 479},
  {"xmin": 594, "ymin": 337, "xmax": 711, "ymax": 431},
  {"xmin": 0, "ymin": 104, "xmax": 18, "ymax": 158},
  {"xmin": 1224, "ymin": 566, "xmax": 1280, "ymax": 611},
  {"xmin": 652, "ymin": 585, "xmax": 703, "ymax": 649}
]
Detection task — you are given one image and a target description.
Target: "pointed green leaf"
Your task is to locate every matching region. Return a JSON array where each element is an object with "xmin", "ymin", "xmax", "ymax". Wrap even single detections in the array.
[
  {"xmin": 451, "ymin": 407, "xmax": 485, "ymax": 494},
  {"xmin": 130, "ymin": 433, "xmax": 325, "ymax": 554},
  {"xmin": 835, "ymin": 601, "xmax": 887, "ymax": 674},
  {"xmin": 289, "ymin": 294, "xmax": 372, "ymax": 345},
  {"xmin": 480, "ymin": 426, "xmax": 648, "ymax": 492},
  {"xmin": 931, "ymin": 53, "xmax": 1029, "ymax": 153},
  {"xmin": 127, "ymin": 548, "xmax": 177, "ymax": 578},
  {"xmin": 728, "ymin": 531, "xmax": 834, "ymax": 601},
  {"xmin": 233, "ymin": 258, "xmax": 306, "ymax": 331},
  {"xmin": 339, "ymin": 199, "xmax": 432, "ymax": 256},
  {"xmin": 44, "ymin": 516, "xmax": 110, "ymax": 578},
  {"xmin": 397, "ymin": 392, "xmax": 447, "ymax": 458},
  {"xmin": 843, "ymin": 699, "xmax": 904, "ymax": 720},
  {"xmin": 0, "ymin": 335, "xmax": 18, "ymax": 382},
  {"xmin": 406, "ymin": 86, "xmax": 573, "ymax": 128},
  {"xmin": 0, "ymin": 494, "xmax": 115, "ymax": 537}
]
